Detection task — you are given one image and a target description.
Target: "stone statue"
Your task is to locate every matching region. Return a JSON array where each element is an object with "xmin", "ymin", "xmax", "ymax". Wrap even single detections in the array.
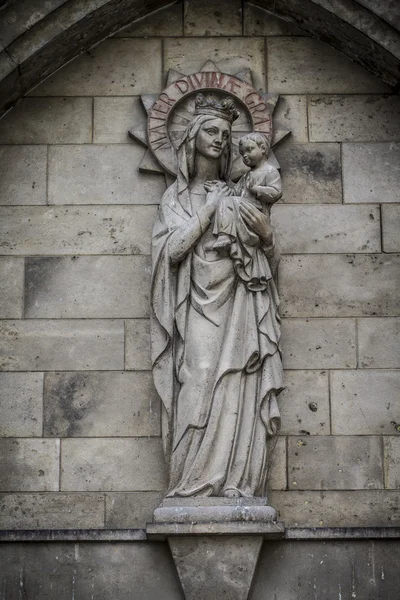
[{"xmin": 151, "ymin": 93, "xmax": 283, "ymax": 498}]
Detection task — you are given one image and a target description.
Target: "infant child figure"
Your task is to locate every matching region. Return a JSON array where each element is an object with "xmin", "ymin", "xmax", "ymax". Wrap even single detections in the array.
[{"xmin": 206, "ymin": 132, "xmax": 282, "ymax": 291}]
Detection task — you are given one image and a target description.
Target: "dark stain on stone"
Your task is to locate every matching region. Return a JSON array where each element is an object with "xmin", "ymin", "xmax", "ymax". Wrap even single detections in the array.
[
  {"xmin": 44, "ymin": 372, "xmax": 95, "ymax": 437},
  {"xmin": 25, "ymin": 257, "xmax": 64, "ymax": 315}
]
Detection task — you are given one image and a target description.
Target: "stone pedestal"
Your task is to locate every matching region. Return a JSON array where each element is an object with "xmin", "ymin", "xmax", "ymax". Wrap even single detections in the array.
[{"xmin": 146, "ymin": 498, "xmax": 285, "ymax": 600}]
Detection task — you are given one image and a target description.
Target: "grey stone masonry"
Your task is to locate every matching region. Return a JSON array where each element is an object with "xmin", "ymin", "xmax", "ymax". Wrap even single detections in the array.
[
  {"xmin": 183, "ymin": 0, "xmax": 242, "ymax": 36},
  {"xmin": 44, "ymin": 371, "xmax": 160, "ymax": 437},
  {"xmin": 268, "ymin": 436, "xmax": 287, "ymax": 491},
  {"xmin": 0, "ymin": 146, "xmax": 47, "ymax": 205},
  {"xmin": 382, "ymin": 205, "xmax": 400, "ymax": 252},
  {"xmin": 273, "ymin": 95, "xmax": 308, "ymax": 143},
  {"xmin": 0, "ymin": 98, "xmax": 92, "ymax": 144},
  {"xmin": 0, "ymin": 0, "xmax": 67, "ymax": 48},
  {"xmin": 93, "ymin": 96, "xmax": 146, "ymax": 144},
  {"xmin": 0, "ymin": 372, "xmax": 43, "ymax": 437},
  {"xmin": 358, "ymin": 317, "xmax": 400, "ymax": 368},
  {"xmin": 309, "ymin": 95, "xmax": 400, "ymax": 142},
  {"xmin": 279, "ymin": 255, "xmax": 400, "ymax": 317},
  {"xmin": 0, "ymin": 258, "xmax": 24, "ymax": 318},
  {"xmin": 288, "ymin": 436, "xmax": 383, "ymax": 490},
  {"xmin": 48, "ymin": 145, "xmax": 165, "ymax": 205},
  {"xmin": 125, "ymin": 320, "xmax": 151, "ymax": 370},
  {"xmin": 384, "ymin": 437, "xmax": 400, "ymax": 490},
  {"xmin": 244, "ymin": 3, "xmax": 304, "ymax": 36},
  {"xmin": 274, "ymin": 143, "xmax": 342, "ymax": 204},
  {"xmin": 29, "ymin": 39, "xmax": 162, "ymax": 96},
  {"xmin": 105, "ymin": 491, "xmax": 164, "ymax": 528},
  {"xmin": 61, "ymin": 438, "xmax": 167, "ymax": 491},
  {"xmin": 114, "ymin": 2, "xmax": 183, "ymax": 37},
  {"xmin": 0, "ymin": 206, "xmax": 157, "ymax": 255},
  {"xmin": 0, "ymin": 439, "xmax": 59, "ymax": 492},
  {"xmin": 0, "ymin": 493, "xmax": 105, "ymax": 529},
  {"xmin": 0, "ymin": 320, "xmax": 124, "ymax": 371},
  {"xmin": 281, "ymin": 318, "xmax": 356, "ymax": 369},
  {"xmin": 278, "ymin": 370, "xmax": 330, "ymax": 436},
  {"xmin": 272, "ymin": 205, "xmax": 380, "ymax": 253},
  {"xmin": 25, "ymin": 256, "xmax": 151, "ymax": 318},
  {"xmin": 342, "ymin": 143, "xmax": 400, "ymax": 203},
  {"xmin": 268, "ymin": 38, "xmax": 388, "ymax": 94},
  {"xmin": 331, "ymin": 370, "xmax": 400, "ymax": 435}
]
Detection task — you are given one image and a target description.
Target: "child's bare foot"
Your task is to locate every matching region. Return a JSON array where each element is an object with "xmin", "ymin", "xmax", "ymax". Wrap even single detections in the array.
[{"xmin": 223, "ymin": 489, "xmax": 240, "ymax": 499}]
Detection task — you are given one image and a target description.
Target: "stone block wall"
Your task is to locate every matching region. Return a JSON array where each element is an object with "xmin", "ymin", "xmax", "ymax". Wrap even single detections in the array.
[{"xmin": 0, "ymin": 1, "xmax": 399, "ymax": 531}]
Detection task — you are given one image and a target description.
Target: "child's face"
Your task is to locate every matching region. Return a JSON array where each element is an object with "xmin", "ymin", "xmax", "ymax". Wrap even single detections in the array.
[{"xmin": 239, "ymin": 139, "xmax": 265, "ymax": 167}]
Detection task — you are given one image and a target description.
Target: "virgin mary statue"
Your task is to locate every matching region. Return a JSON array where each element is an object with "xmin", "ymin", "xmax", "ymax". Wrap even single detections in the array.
[{"xmin": 151, "ymin": 94, "xmax": 283, "ymax": 498}]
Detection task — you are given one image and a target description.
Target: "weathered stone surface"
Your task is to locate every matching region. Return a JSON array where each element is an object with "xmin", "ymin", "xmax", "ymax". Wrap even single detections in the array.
[
  {"xmin": 309, "ymin": 95, "xmax": 400, "ymax": 142},
  {"xmin": 105, "ymin": 491, "xmax": 164, "ymax": 528},
  {"xmin": 125, "ymin": 319, "xmax": 151, "ymax": 370},
  {"xmin": 0, "ymin": 50, "xmax": 18, "ymax": 80},
  {"xmin": 114, "ymin": 2, "xmax": 183, "ymax": 36},
  {"xmin": 279, "ymin": 255, "xmax": 400, "ymax": 317},
  {"xmin": 384, "ymin": 437, "xmax": 400, "ymax": 490},
  {"xmin": 382, "ymin": 204, "xmax": 400, "ymax": 252},
  {"xmin": 0, "ymin": 0, "xmax": 67, "ymax": 48},
  {"xmin": 268, "ymin": 37, "xmax": 388, "ymax": 94},
  {"xmin": 273, "ymin": 95, "xmax": 308, "ymax": 143},
  {"xmin": 0, "ymin": 205, "xmax": 157, "ymax": 255},
  {"xmin": 169, "ymin": 536, "xmax": 262, "ymax": 600},
  {"xmin": 29, "ymin": 39, "xmax": 162, "ymax": 96},
  {"xmin": 0, "ymin": 258, "xmax": 24, "ymax": 318},
  {"xmin": 0, "ymin": 492, "xmax": 104, "ymax": 529},
  {"xmin": 281, "ymin": 318, "xmax": 356, "ymax": 369},
  {"xmin": 0, "ymin": 320, "xmax": 124, "ymax": 371},
  {"xmin": 0, "ymin": 69, "xmax": 22, "ymax": 118},
  {"xmin": 272, "ymin": 205, "xmax": 380, "ymax": 253},
  {"xmin": 93, "ymin": 96, "xmax": 146, "ymax": 143},
  {"xmin": 343, "ymin": 143, "xmax": 400, "ymax": 203},
  {"xmin": 164, "ymin": 37, "xmax": 266, "ymax": 89},
  {"xmin": 44, "ymin": 371, "xmax": 160, "ymax": 437},
  {"xmin": 61, "ymin": 438, "xmax": 167, "ymax": 491},
  {"xmin": 269, "ymin": 490, "xmax": 400, "ymax": 527},
  {"xmin": 154, "ymin": 504, "xmax": 276, "ymax": 523},
  {"xmin": 25, "ymin": 256, "xmax": 150, "ymax": 318},
  {"xmin": 48, "ymin": 145, "xmax": 165, "ymax": 205},
  {"xmin": 0, "ymin": 542, "xmax": 183, "ymax": 599},
  {"xmin": 358, "ymin": 317, "xmax": 400, "ymax": 368},
  {"xmin": 268, "ymin": 436, "xmax": 287, "ymax": 491},
  {"xmin": 331, "ymin": 370, "xmax": 400, "ymax": 435},
  {"xmin": 0, "ymin": 97, "xmax": 92, "ymax": 144},
  {"xmin": 0, "ymin": 145, "xmax": 46, "ymax": 205},
  {"xmin": 274, "ymin": 143, "xmax": 342, "ymax": 203},
  {"xmin": 0, "ymin": 372, "xmax": 43, "ymax": 437},
  {"xmin": 278, "ymin": 370, "xmax": 330, "ymax": 436},
  {"xmin": 244, "ymin": 3, "xmax": 304, "ymax": 35},
  {"xmin": 0, "ymin": 439, "xmax": 59, "ymax": 492},
  {"xmin": 184, "ymin": 0, "xmax": 242, "ymax": 36},
  {"xmin": 288, "ymin": 436, "xmax": 383, "ymax": 490}
]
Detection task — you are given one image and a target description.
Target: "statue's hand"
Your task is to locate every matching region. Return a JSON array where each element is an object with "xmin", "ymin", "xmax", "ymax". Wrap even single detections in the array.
[
  {"xmin": 204, "ymin": 182, "xmax": 232, "ymax": 213},
  {"xmin": 239, "ymin": 200, "xmax": 273, "ymax": 242}
]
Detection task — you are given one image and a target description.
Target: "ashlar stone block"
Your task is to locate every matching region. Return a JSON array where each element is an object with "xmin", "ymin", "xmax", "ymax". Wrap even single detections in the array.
[
  {"xmin": 343, "ymin": 143, "xmax": 400, "ymax": 203},
  {"xmin": 0, "ymin": 320, "xmax": 124, "ymax": 371},
  {"xmin": 0, "ymin": 372, "xmax": 43, "ymax": 437},
  {"xmin": 0, "ymin": 97, "xmax": 92, "ymax": 144},
  {"xmin": 0, "ymin": 146, "xmax": 46, "ymax": 205},
  {"xmin": 279, "ymin": 254, "xmax": 400, "ymax": 317},
  {"xmin": 29, "ymin": 39, "xmax": 162, "ymax": 96},
  {"xmin": 164, "ymin": 37, "xmax": 266, "ymax": 90},
  {"xmin": 281, "ymin": 318, "xmax": 356, "ymax": 369},
  {"xmin": 61, "ymin": 438, "xmax": 167, "ymax": 491},
  {"xmin": 273, "ymin": 95, "xmax": 308, "ymax": 143},
  {"xmin": 0, "ymin": 258, "xmax": 24, "ymax": 318},
  {"xmin": 244, "ymin": 4, "xmax": 303, "ymax": 36},
  {"xmin": 278, "ymin": 371, "xmax": 330, "ymax": 436},
  {"xmin": 331, "ymin": 370, "xmax": 400, "ymax": 435},
  {"xmin": 268, "ymin": 435, "xmax": 287, "ymax": 491},
  {"xmin": 382, "ymin": 204, "xmax": 400, "ymax": 252},
  {"xmin": 93, "ymin": 96, "xmax": 147, "ymax": 144},
  {"xmin": 0, "ymin": 439, "xmax": 59, "ymax": 492},
  {"xmin": 0, "ymin": 492, "xmax": 105, "ymax": 529},
  {"xmin": 274, "ymin": 143, "xmax": 342, "ymax": 203},
  {"xmin": 184, "ymin": 0, "xmax": 242, "ymax": 36},
  {"xmin": 105, "ymin": 492, "xmax": 164, "ymax": 528},
  {"xmin": 358, "ymin": 317, "xmax": 400, "ymax": 368},
  {"xmin": 384, "ymin": 437, "xmax": 400, "ymax": 490},
  {"xmin": 44, "ymin": 371, "xmax": 160, "ymax": 437},
  {"xmin": 48, "ymin": 145, "xmax": 165, "ymax": 205},
  {"xmin": 268, "ymin": 38, "xmax": 388, "ymax": 94},
  {"xmin": 272, "ymin": 205, "xmax": 380, "ymax": 253},
  {"xmin": 0, "ymin": 205, "xmax": 157, "ymax": 255},
  {"xmin": 125, "ymin": 319, "xmax": 151, "ymax": 370},
  {"xmin": 309, "ymin": 95, "xmax": 400, "ymax": 142},
  {"xmin": 25, "ymin": 256, "xmax": 151, "ymax": 318},
  {"xmin": 114, "ymin": 2, "xmax": 183, "ymax": 37},
  {"xmin": 288, "ymin": 436, "xmax": 383, "ymax": 490}
]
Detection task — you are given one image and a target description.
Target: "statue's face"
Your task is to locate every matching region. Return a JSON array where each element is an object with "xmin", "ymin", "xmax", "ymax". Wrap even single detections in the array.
[
  {"xmin": 239, "ymin": 139, "xmax": 265, "ymax": 168},
  {"xmin": 195, "ymin": 118, "xmax": 231, "ymax": 159}
]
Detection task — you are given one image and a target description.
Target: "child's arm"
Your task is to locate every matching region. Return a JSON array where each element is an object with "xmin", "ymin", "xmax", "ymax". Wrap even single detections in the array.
[{"xmin": 250, "ymin": 167, "xmax": 282, "ymax": 205}]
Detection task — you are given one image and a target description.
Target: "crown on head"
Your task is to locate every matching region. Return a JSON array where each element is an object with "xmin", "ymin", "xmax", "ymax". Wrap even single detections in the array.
[{"xmin": 194, "ymin": 93, "xmax": 240, "ymax": 123}]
